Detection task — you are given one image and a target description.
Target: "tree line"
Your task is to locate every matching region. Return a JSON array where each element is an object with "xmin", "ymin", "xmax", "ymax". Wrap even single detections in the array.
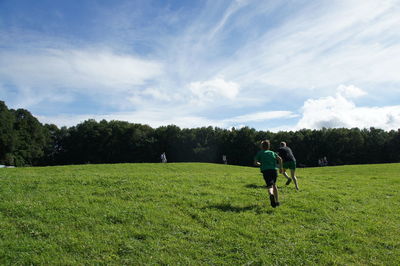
[{"xmin": 1, "ymin": 101, "xmax": 399, "ymax": 167}]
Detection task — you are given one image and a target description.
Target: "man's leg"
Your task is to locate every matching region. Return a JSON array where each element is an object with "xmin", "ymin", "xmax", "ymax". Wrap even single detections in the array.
[
  {"xmin": 282, "ymin": 169, "xmax": 292, "ymax": 185},
  {"xmin": 272, "ymin": 184, "xmax": 279, "ymax": 205},
  {"xmin": 267, "ymin": 186, "xmax": 276, "ymax": 207},
  {"xmin": 282, "ymin": 169, "xmax": 291, "ymax": 180},
  {"xmin": 290, "ymin": 168, "xmax": 299, "ymax": 190},
  {"xmin": 264, "ymin": 170, "xmax": 279, "ymax": 207}
]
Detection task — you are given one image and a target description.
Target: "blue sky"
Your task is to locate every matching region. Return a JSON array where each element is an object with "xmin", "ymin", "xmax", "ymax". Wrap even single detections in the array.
[{"xmin": 1, "ymin": 0, "xmax": 400, "ymax": 131}]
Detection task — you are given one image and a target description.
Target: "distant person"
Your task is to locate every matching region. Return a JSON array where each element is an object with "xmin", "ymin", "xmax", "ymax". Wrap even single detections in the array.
[
  {"xmin": 277, "ymin": 142, "xmax": 299, "ymax": 190},
  {"xmin": 323, "ymin": 156, "xmax": 328, "ymax": 166},
  {"xmin": 161, "ymin": 152, "xmax": 167, "ymax": 163},
  {"xmin": 222, "ymin": 155, "xmax": 227, "ymax": 164},
  {"xmin": 254, "ymin": 140, "xmax": 283, "ymax": 208}
]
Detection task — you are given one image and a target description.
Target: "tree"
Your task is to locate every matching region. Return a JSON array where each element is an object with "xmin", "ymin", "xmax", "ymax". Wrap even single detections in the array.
[
  {"xmin": 12, "ymin": 108, "xmax": 47, "ymax": 166},
  {"xmin": 0, "ymin": 101, "xmax": 16, "ymax": 165},
  {"xmin": 1, "ymin": 100, "xmax": 400, "ymax": 167}
]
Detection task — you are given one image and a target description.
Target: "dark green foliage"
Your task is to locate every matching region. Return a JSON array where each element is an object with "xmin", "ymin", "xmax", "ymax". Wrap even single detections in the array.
[
  {"xmin": 38, "ymin": 122, "xmax": 400, "ymax": 167},
  {"xmin": 12, "ymin": 109, "xmax": 47, "ymax": 166},
  {"xmin": 0, "ymin": 101, "xmax": 15, "ymax": 165},
  {"xmin": 54, "ymin": 120, "xmax": 157, "ymax": 165},
  {"xmin": 0, "ymin": 101, "xmax": 400, "ymax": 166},
  {"xmin": 0, "ymin": 102, "xmax": 47, "ymax": 166}
]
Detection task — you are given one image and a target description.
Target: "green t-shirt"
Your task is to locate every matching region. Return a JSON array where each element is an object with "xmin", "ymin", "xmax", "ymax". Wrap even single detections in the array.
[{"xmin": 254, "ymin": 150, "xmax": 278, "ymax": 171}]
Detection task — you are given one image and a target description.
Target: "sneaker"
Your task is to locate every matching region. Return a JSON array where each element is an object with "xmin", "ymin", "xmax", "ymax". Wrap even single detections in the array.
[
  {"xmin": 269, "ymin": 195, "xmax": 276, "ymax": 208},
  {"xmin": 285, "ymin": 178, "xmax": 292, "ymax": 186},
  {"xmin": 275, "ymin": 202, "xmax": 281, "ymax": 207}
]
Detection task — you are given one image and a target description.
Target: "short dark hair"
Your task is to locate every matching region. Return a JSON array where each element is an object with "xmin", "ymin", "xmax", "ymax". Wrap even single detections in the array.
[{"xmin": 261, "ymin": 140, "xmax": 270, "ymax": 149}]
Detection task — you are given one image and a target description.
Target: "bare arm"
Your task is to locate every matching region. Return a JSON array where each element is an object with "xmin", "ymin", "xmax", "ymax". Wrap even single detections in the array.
[
  {"xmin": 277, "ymin": 155, "xmax": 283, "ymax": 173},
  {"xmin": 254, "ymin": 160, "xmax": 260, "ymax": 167}
]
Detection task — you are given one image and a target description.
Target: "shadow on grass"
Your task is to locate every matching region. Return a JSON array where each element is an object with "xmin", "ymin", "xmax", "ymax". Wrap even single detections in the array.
[
  {"xmin": 205, "ymin": 203, "xmax": 277, "ymax": 215},
  {"xmin": 205, "ymin": 204, "xmax": 275, "ymax": 215},
  {"xmin": 245, "ymin": 184, "xmax": 266, "ymax": 189},
  {"xmin": 206, "ymin": 203, "xmax": 258, "ymax": 212}
]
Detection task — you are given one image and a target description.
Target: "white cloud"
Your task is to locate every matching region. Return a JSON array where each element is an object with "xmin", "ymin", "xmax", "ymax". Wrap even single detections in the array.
[
  {"xmin": 217, "ymin": 0, "xmax": 400, "ymax": 99},
  {"xmin": 0, "ymin": 48, "xmax": 163, "ymax": 108},
  {"xmin": 69, "ymin": 50, "xmax": 162, "ymax": 88},
  {"xmin": 189, "ymin": 77, "xmax": 240, "ymax": 102},
  {"xmin": 37, "ymin": 108, "xmax": 296, "ymax": 130},
  {"xmin": 296, "ymin": 85, "xmax": 400, "ymax": 130},
  {"xmin": 135, "ymin": 87, "xmax": 184, "ymax": 102},
  {"xmin": 336, "ymin": 84, "xmax": 366, "ymax": 98},
  {"xmin": 0, "ymin": 49, "xmax": 162, "ymax": 89},
  {"xmin": 207, "ymin": 0, "xmax": 250, "ymax": 40},
  {"xmin": 37, "ymin": 110, "xmax": 224, "ymax": 129},
  {"xmin": 225, "ymin": 111, "xmax": 297, "ymax": 124}
]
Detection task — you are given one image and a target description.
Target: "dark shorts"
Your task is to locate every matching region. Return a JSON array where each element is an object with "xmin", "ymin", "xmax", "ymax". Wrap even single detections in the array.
[
  {"xmin": 261, "ymin": 169, "xmax": 278, "ymax": 187},
  {"xmin": 283, "ymin": 161, "xmax": 296, "ymax": 170}
]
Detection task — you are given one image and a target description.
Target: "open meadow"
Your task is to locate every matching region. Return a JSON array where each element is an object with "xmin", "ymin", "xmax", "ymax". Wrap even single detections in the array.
[{"xmin": 0, "ymin": 163, "xmax": 399, "ymax": 265}]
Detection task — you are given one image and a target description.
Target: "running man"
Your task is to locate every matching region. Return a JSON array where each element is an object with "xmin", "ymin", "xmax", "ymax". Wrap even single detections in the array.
[
  {"xmin": 277, "ymin": 142, "xmax": 299, "ymax": 190},
  {"xmin": 254, "ymin": 140, "xmax": 283, "ymax": 208}
]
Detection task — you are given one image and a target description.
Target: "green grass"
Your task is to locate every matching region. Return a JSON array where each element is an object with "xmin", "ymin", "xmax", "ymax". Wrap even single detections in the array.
[{"xmin": 0, "ymin": 163, "xmax": 399, "ymax": 265}]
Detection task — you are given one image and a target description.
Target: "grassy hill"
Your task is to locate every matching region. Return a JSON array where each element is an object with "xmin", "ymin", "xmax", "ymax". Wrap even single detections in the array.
[{"xmin": 0, "ymin": 163, "xmax": 399, "ymax": 264}]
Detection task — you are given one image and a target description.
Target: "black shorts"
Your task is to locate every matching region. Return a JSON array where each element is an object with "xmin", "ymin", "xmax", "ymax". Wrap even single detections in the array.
[{"xmin": 262, "ymin": 169, "xmax": 278, "ymax": 187}]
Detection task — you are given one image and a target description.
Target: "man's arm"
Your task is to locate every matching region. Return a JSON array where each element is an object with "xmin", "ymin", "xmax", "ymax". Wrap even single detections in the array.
[
  {"xmin": 254, "ymin": 153, "xmax": 260, "ymax": 167},
  {"xmin": 277, "ymin": 155, "xmax": 283, "ymax": 173}
]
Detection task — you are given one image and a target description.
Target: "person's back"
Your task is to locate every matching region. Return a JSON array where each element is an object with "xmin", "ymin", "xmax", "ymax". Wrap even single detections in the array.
[
  {"xmin": 278, "ymin": 142, "xmax": 299, "ymax": 190},
  {"xmin": 255, "ymin": 150, "xmax": 278, "ymax": 171},
  {"xmin": 254, "ymin": 140, "xmax": 283, "ymax": 208},
  {"xmin": 278, "ymin": 146, "xmax": 295, "ymax": 162}
]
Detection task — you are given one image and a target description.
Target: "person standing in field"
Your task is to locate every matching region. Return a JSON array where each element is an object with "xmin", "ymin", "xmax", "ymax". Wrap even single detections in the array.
[
  {"xmin": 222, "ymin": 154, "xmax": 227, "ymax": 164},
  {"xmin": 161, "ymin": 152, "xmax": 167, "ymax": 163},
  {"xmin": 278, "ymin": 141, "xmax": 299, "ymax": 190},
  {"xmin": 254, "ymin": 140, "xmax": 283, "ymax": 208}
]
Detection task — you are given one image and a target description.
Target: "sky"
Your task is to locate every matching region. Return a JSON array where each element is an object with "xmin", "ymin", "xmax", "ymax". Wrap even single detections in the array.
[{"xmin": 1, "ymin": 0, "xmax": 400, "ymax": 131}]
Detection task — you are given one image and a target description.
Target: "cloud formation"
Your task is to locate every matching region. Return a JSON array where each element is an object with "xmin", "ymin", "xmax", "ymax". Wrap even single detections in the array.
[
  {"xmin": 225, "ymin": 111, "xmax": 297, "ymax": 124},
  {"xmin": 296, "ymin": 85, "xmax": 400, "ymax": 131},
  {"xmin": 0, "ymin": 48, "xmax": 162, "ymax": 108},
  {"xmin": 217, "ymin": 0, "xmax": 400, "ymax": 98},
  {"xmin": 1, "ymin": 49, "xmax": 162, "ymax": 88},
  {"xmin": 1, "ymin": 0, "xmax": 400, "ymax": 131},
  {"xmin": 37, "ymin": 109, "xmax": 296, "ymax": 130},
  {"xmin": 336, "ymin": 85, "xmax": 366, "ymax": 99},
  {"xmin": 189, "ymin": 77, "xmax": 240, "ymax": 102},
  {"xmin": 36, "ymin": 84, "xmax": 400, "ymax": 132}
]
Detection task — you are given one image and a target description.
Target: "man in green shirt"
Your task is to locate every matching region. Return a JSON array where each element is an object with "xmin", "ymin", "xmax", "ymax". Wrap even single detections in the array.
[{"xmin": 254, "ymin": 140, "xmax": 283, "ymax": 208}]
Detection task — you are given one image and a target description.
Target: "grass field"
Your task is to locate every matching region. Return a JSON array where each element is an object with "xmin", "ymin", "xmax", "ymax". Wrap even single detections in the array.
[{"xmin": 0, "ymin": 163, "xmax": 399, "ymax": 265}]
